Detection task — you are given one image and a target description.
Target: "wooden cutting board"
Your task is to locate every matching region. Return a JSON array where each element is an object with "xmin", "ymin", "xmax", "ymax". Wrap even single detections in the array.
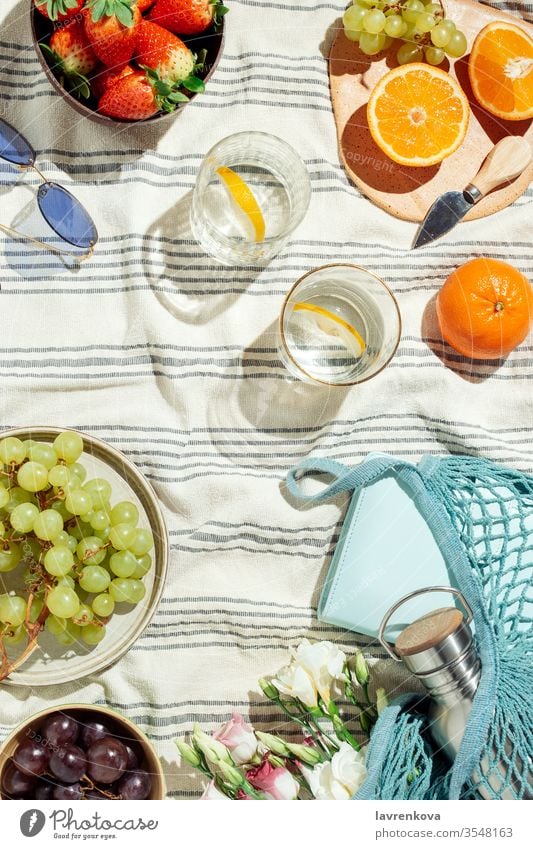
[{"xmin": 330, "ymin": 0, "xmax": 533, "ymax": 222}]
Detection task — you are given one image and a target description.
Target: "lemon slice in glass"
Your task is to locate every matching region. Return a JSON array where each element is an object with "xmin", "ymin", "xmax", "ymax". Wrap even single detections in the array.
[
  {"xmin": 216, "ymin": 166, "xmax": 266, "ymax": 242},
  {"xmin": 293, "ymin": 302, "xmax": 366, "ymax": 359}
]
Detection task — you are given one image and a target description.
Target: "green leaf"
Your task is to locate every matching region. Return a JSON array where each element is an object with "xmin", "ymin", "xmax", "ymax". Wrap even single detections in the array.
[
  {"xmin": 69, "ymin": 73, "xmax": 92, "ymax": 100},
  {"xmin": 90, "ymin": 0, "xmax": 107, "ymax": 21},
  {"xmin": 154, "ymin": 79, "xmax": 171, "ymax": 96},
  {"xmin": 40, "ymin": 1, "xmax": 61, "ymax": 21},
  {"xmin": 40, "ymin": 43, "xmax": 66, "ymax": 74},
  {"xmin": 195, "ymin": 49, "xmax": 208, "ymax": 72},
  {"xmin": 214, "ymin": 3, "xmax": 230, "ymax": 27},
  {"xmin": 114, "ymin": 2, "xmax": 134, "ymax": 27},
  {"xmin": 167, "ymin": 91, "xmax": 189, "ymax": 103},
  {"xmin": 89, "ymin": 0, "xmax": 135, "ymax": 26},
  {"xmin": 182, "ymin": 76, "xmax": 205, "ymax": 93},
  {"xmin": 160, "ymin": 101, "xmax": 176, "ymax": 114},
  {"xmin": 139, "ymin": 65, "xmax": 158, "ymax": 81}
]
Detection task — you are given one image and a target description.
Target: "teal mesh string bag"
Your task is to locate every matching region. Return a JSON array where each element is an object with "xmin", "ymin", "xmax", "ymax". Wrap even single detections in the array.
[{"xmin": 285, "ymin": 453, "xmax": 533, "ymax": 800}]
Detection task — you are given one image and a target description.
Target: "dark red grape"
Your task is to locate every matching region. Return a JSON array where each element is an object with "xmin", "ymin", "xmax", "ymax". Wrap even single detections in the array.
[
  {"xmin": 35, "ymin": 781, "xmax": 55, "ymax": 800},
  {"xmin": 49, "ymin": 745, "xmax": 87, "ymax": 783},
  {"xmin": 118, "ymin": 769, "xmax": 152, "ymax": 800},
  {"xmin": 13, "ymin": 740, "xmax": 50, "ymax": 777},
  {"xmin": 86, "ymin": 737, "xmax": 128, "ymax": 784},
  {"xmin": 54, "ymin": 783, "xmax": 83, "ymax": 801},
  {"xmin": 81, "ymin": 720, "xmax": 111, "ymax": 749},
  {"xmin": 124, "ymin": 743, "xmax": 140, "ymax": 771},
  {"xmin": 2, "ymin": 761, "xmax": 36, "ymax": 798},
  {"xmin": 40, "ymin": 713, "xmax": 79, "ymax": 748}
]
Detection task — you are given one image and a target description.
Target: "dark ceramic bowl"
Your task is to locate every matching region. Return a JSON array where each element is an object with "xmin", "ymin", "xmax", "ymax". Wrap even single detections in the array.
[{"xmin": 31, "ymin": 5, "xmax": 225, "ymax": 126}]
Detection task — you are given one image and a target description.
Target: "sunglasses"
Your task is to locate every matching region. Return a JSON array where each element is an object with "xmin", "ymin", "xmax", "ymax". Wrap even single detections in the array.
[{"xmin": 0, "ymin": 118, "xmax": 98, "ymax": 259}]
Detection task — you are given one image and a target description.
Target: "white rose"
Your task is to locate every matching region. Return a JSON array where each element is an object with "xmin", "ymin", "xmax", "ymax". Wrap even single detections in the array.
[
  {"xmin": 273, "ymin": 659, "xmax": 318, "ymax": 707},
  {"xmin": 201, "ymin": 780, "xmax": 229, "ymax": 800},
  {"xmin": 304, "ymin": 742, "xmax": 368, "ymax": 800},
  {"xmin": 273, "ymin": 640, "xmax": 347, "ymax": 707}
]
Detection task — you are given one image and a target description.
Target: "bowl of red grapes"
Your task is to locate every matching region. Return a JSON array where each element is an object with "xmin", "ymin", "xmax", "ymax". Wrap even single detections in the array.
[{"xmin": 0, "ymin": 705, "xmax": 165, "ymax": 800}]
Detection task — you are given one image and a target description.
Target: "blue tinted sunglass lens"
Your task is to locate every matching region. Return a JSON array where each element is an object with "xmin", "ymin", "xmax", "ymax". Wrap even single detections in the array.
[
  {"xmin": 37, "ymin": 183, "xmax": 98, "ymax": 250},
  {"xmin": 0, "ymin": 119, "xmax": 34, "ymax": 166}
]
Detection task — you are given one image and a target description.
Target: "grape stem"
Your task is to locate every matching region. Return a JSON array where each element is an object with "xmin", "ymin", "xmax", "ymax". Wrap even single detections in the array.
[
  {"xmin": 81, "ymin": 542, "xmax": 111, "ymax": 563},
  {"xmin": 381, "ymin": 0, "xmax": 446, "ymax": 48},
  {"xmin": 0, "ymin": 589, "xmax": 49, "ymax": 682},
  {"xmin": 80, "ymin": 775, "xmax": 120, "ymax": 800}
]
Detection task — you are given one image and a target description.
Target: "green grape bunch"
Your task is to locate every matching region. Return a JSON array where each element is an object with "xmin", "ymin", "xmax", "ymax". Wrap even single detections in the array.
[
  {"xmin": 0, "ymin": 431, "xmax": 154, "ymax": 681},
  {"xmin": 343, "ymin": 0, "xmax": 468, "ymax": 64}
]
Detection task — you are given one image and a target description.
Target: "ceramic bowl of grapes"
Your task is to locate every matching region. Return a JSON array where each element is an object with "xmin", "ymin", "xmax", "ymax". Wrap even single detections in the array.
[
  {"xmin": 0, "ymin": 427, "xmax": 168, "ymax": 686},
  {"xmin": 0, "ymin": 704, "xmax": 165, "ymax": 800}
]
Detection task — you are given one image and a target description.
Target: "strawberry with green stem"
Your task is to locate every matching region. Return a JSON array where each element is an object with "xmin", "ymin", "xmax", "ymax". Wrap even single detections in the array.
[
  {"xmin": 41, "ymin": 17, "xmax": 98, "ymax": 100},
  {"xmin": 84, "ymin": 0, "xmax": 141, "ymax": 69},
  {"xmin": 98, "ymin": 67, "xmax": 200, "ymax": 119},
  {"xmin": 35, "ymin": 0, "xmax": 86, "ymax": 22},
  {"xmin": 136, "ymin": 19, "xmax": 205, "ymax": 87},
  {"xmin": 149, "ymin": 0, "xmax": 229, "ymax": 36}
]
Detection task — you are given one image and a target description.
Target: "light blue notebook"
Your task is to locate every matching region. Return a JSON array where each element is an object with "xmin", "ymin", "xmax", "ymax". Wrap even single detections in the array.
[{"xmin": 318, "ymin": 454, "xmax": 459, "ymax": 643}]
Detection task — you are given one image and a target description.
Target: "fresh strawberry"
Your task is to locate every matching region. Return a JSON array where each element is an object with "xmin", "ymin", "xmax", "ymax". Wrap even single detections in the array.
[
  {"xmin": 84, "ymin": 0, "xmax": 141, "ymax": 69},
  {"xmin": 136, "ymin": 20, "xmax": 196, "ymax": 85},
  {"xmin": 47, "ymin": 19, "xmax": 98, "ymax": 75},
  {"xmin": 35, "ymin": 0, "xmax": 86, "ymax": 22},
  {"xmin": 41, "ymin": 18, "xmax": 97, "ymax": 99},
  {"xmin": 98, "ymin": 70, "xmax": 158, "ymax": 119},
  {"xmin": 149, "ymin": 0, "xmax": 228, "ymax": 36},
  {"xmin": 91, "ymin": 62, "xmax": 135, "ymax": 99},
  {"xmin": 97, "ymin": 67, "xmax": 192, "ymax": 119},
  {"xmin": 137, "ymin": 0, "xmax": 154, "ymax": 10}
]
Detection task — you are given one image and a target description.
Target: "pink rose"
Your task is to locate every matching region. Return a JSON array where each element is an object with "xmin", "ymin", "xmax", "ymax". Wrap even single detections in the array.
[
  {"xmin": 247, "ymin": 761, "xmax": 299, "ymax": 800},
  {"xmin": 236, "ymin": 789, "xmax": 253, "ymax": 800},
  {"xmin": 213, "ymin": 712, "xmax": 258, "ymax": 765}
]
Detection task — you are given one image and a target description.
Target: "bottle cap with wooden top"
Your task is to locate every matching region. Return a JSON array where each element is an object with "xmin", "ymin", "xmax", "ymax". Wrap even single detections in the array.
[
  {"xmin": 379, "ymin": 587, "xmax": 480, "ymax": 700},
  {"xmin": 396, "ymin": 606, "xmax": 475, "ymax": 682}
]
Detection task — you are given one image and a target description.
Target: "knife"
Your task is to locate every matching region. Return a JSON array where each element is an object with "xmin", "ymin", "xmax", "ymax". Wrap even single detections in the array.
[{"xmin": 413, "ymin": 136, "xmax": 532, "ymax": 249}]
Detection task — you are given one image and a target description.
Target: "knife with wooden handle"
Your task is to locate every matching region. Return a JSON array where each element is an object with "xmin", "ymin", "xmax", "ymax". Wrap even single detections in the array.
[{"xmin": 412, "ymin": 136, "xmax": 532, "ymax": 249}]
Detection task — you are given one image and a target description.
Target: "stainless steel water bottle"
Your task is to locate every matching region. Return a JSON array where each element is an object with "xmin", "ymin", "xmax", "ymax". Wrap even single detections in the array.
[{"xmin": 378, "ymin": 586, "xmax": 522, "ymax": 800}]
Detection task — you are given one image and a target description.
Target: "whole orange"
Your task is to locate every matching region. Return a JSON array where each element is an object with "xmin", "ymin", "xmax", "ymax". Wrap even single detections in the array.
[{"xmin": 436, "ymin": 258, "xmax": 533, "ymax": 360}]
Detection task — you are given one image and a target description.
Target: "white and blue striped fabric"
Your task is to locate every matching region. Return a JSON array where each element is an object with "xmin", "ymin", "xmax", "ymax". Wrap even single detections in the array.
[{"xmin": 0, "ymin": 0, "xmax": 531, "ymax": 798}]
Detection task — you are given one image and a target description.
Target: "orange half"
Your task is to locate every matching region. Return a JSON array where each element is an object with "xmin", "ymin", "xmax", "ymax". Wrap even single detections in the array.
[
  {"xmin": 367, "ymin": 64, "xmax": 470, "ymax": 168},
  {"xmin": 469, "ymin": 22, "xmax": 533, "ymax": 121}
]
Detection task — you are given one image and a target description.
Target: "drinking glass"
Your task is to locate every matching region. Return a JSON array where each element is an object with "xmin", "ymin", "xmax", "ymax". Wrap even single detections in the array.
[
  {"xmin": 278, "ymin": 264, "xmax": 401, "ymax": 386},
  {"xmin": 190, "ymin": 132, "xmax": 311, "ymax": 266}
]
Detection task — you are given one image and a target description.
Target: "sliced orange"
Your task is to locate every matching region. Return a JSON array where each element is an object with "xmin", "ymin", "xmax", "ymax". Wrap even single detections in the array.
[
  {"xmin": 216, "ymin": 166, "xmax": 266, "ymax": 242},
  {"xmin": 367, "ymin": 64, "xmax": 470, "ymax": 168},
  {"xmin": 469, "ymin": 22, "xmax": 533, "ymax": 121},
  {"xmin": 293, "ymin": 302, "xmax": 366, "ymax": 358}
]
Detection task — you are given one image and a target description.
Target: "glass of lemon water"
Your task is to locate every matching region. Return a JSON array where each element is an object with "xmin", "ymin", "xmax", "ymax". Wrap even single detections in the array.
[
  {"xmin": 190, "ymin": 132, "xmax": 311, "ymax": 266},
  {"xmin": 278, "ymin": 264, "xmax": 401, "ymax": 386}
]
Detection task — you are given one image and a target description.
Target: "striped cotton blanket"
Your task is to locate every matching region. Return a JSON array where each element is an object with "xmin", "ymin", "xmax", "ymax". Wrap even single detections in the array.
[{"xmin": 0, "ymin": 0, "xmax": 531, "ymax": 798}]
